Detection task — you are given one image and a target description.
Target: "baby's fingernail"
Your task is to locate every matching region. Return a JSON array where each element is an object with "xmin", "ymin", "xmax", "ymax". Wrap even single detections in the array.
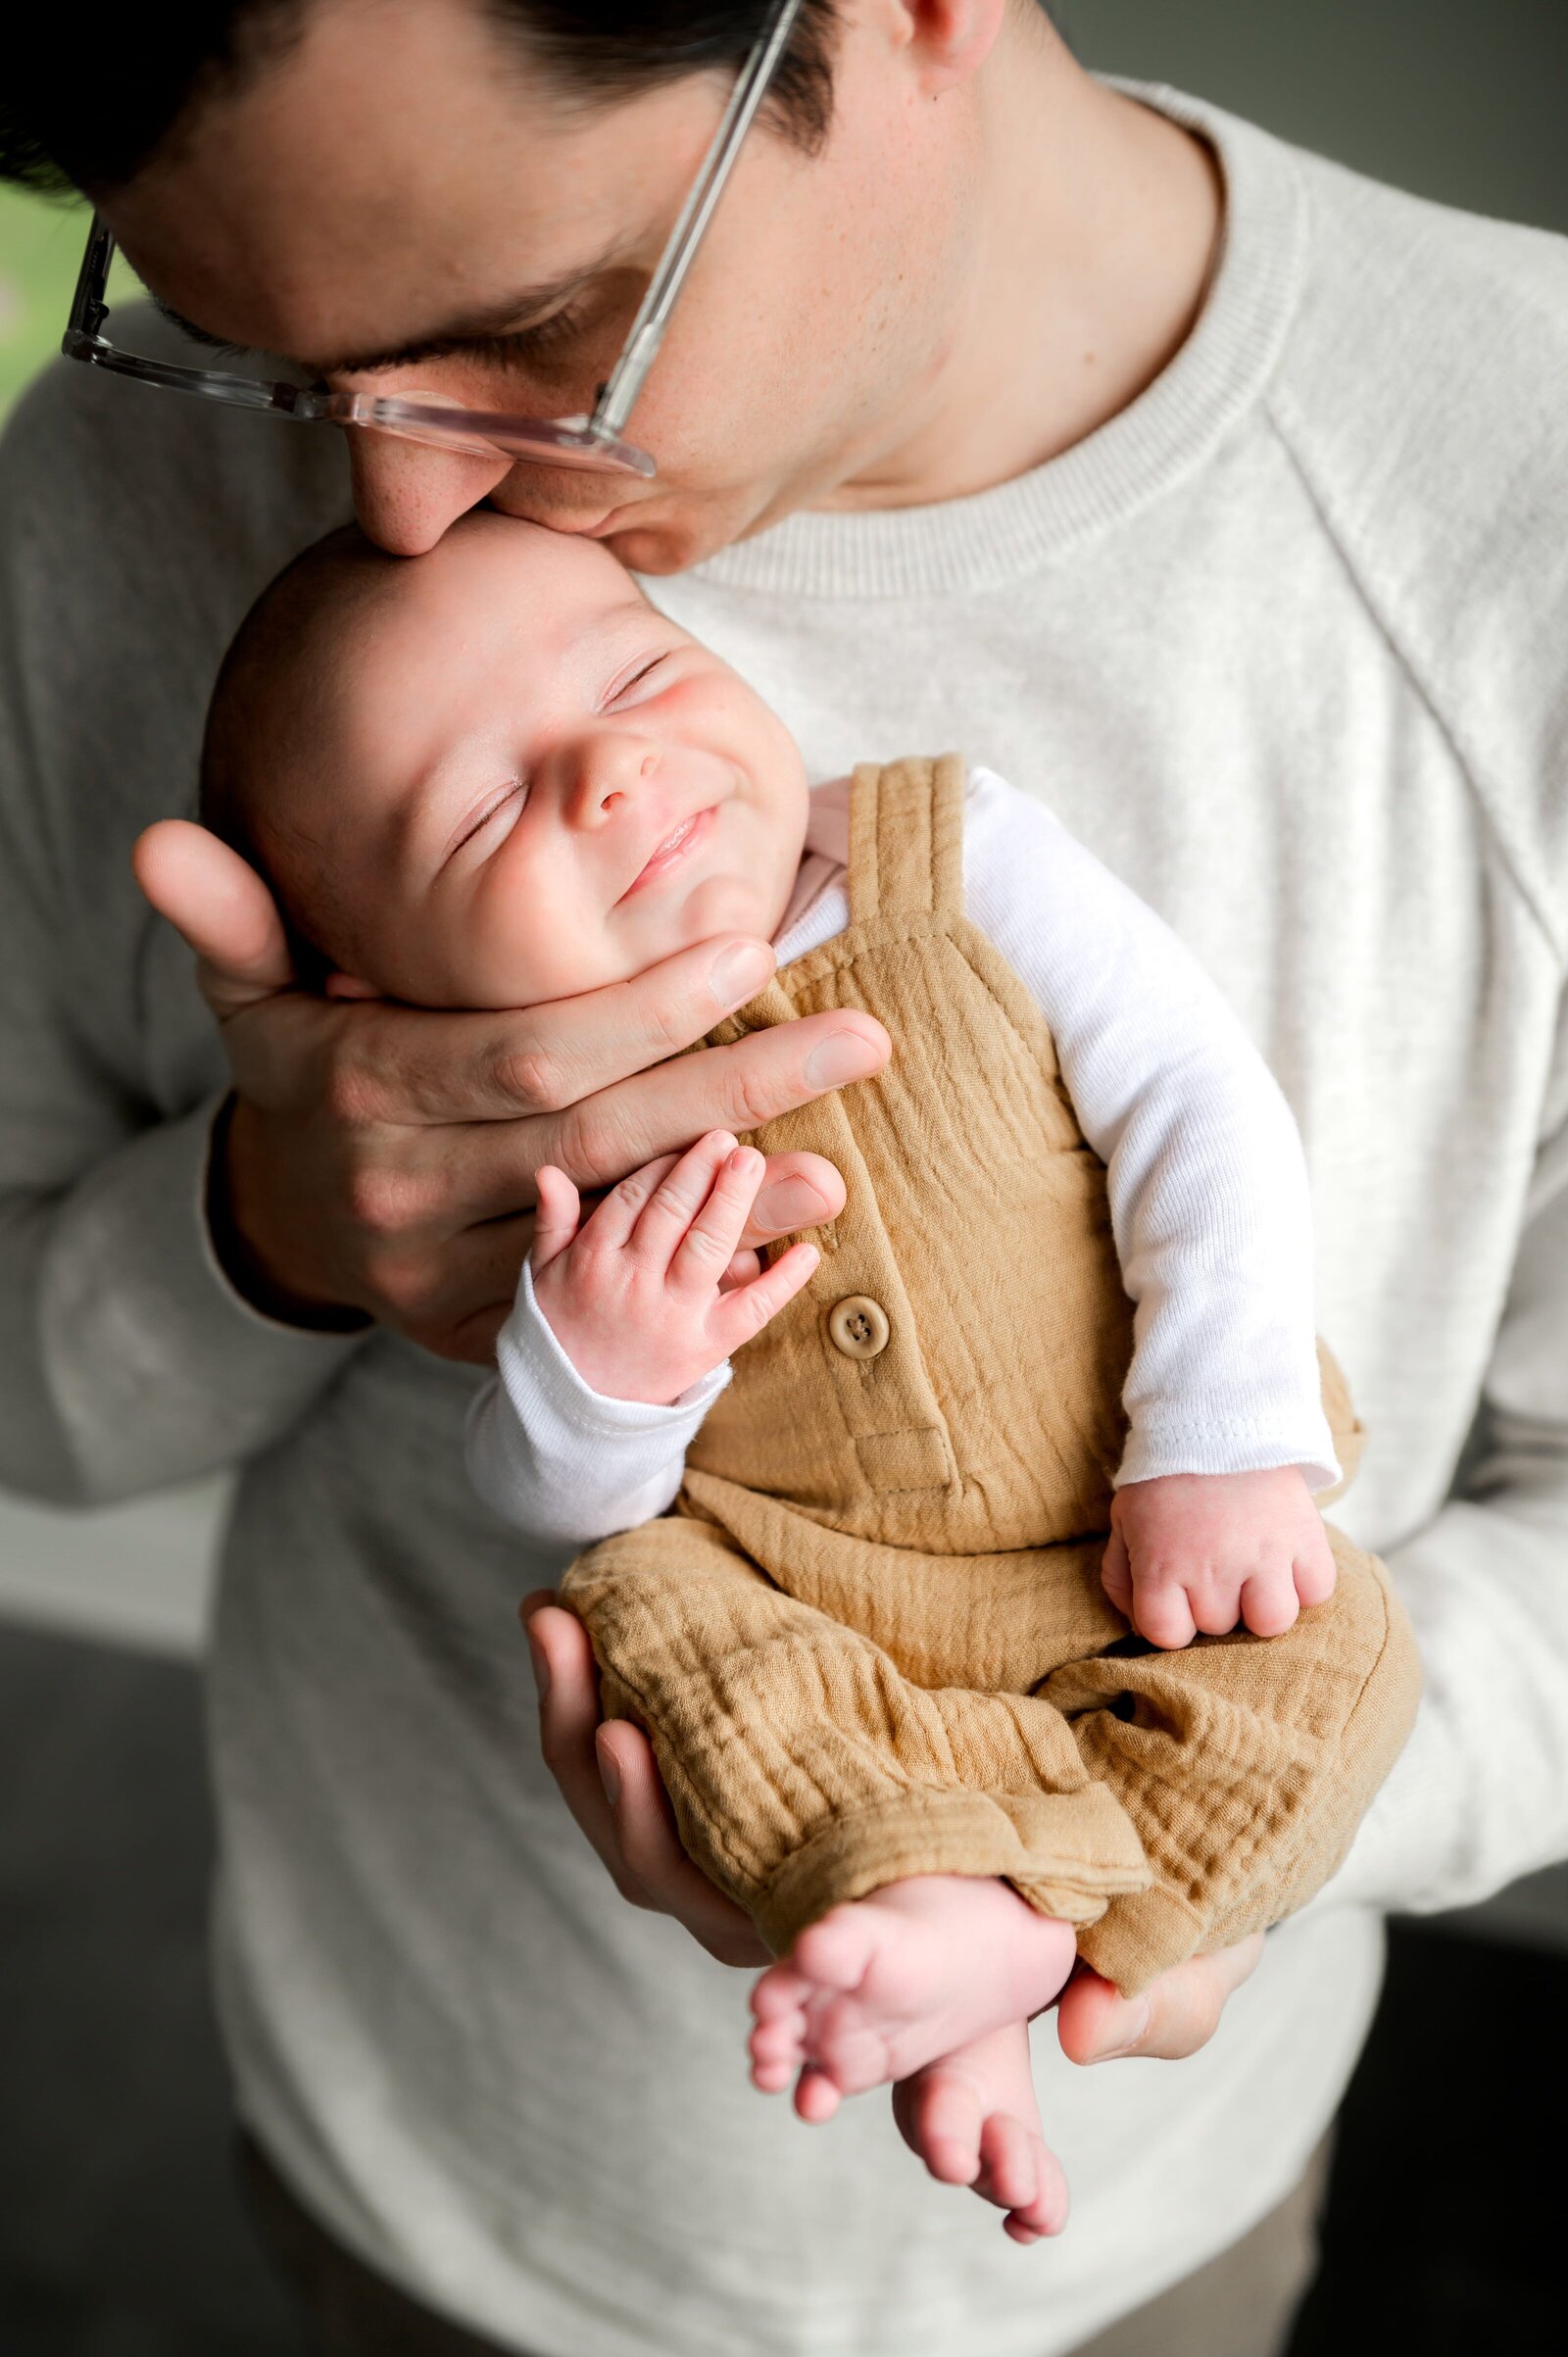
[
  {"xmin": 755, "ymin": 1176, "xmax": 827, "ymax": 1231},
  {"xmin": 597, "ymin": 1746, "xmax": 621, "ymax": 1807},
  {"xmin": 805, "ymin": 1030, "xmax": 879, "ymax": 1089},
  {"xmin": 710, "ymin": 941, "xmax": 773, "ymax": 1007}
]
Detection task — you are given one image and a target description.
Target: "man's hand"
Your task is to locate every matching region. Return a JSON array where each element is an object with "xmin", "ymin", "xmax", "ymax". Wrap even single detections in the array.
[
  {"xmin": 134, "ymin": 821, "xmax": 886, "ymax": 1362},
  {"xmin": 521, "ymin": 1591, "xmax": 770, "ymax": 1967},
  {"xmin": 1054, "ymin": 1935, "xmax": 1265, "ymax": 2063}
]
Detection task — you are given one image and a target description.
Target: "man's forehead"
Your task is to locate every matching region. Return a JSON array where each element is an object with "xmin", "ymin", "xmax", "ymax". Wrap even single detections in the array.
[{"xmin": 105, "ymin": 0, "xmax": 721, "ymax": 373}]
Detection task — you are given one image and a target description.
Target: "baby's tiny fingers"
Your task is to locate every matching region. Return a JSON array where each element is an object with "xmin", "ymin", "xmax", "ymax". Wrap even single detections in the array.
[
  {"xmin": 529, "ymin": 1165, "xmax": 582, "ymax": 1272},
  {"xmin": 1101, "ymin": 1527, "xmax": 1134, "ymax": 1618},
  {"xmin": 710, "ymin": 1240, "xmax": 820, "ymax": 1353},
  {"xmin": 668, "ymin": 1146, "xmax": 767, "ymax": 1294},
  {"xmin": 626, "ymin": 1130, "xmax": 739, "ymax": 1268},
  {"xmin": 583, "ymin": 1152, "xmax": 683, "ymax": 1252},
  {"xmin": 1237, "ymin": 1567, "xmax": 1300, "ymax": 1639},
  {"xmin": 1294, "ymin": 1527, "xmax": 1338, "ymax": 1611},
  {"xmin": 1131, "ymin": 1578, "xmax": 1198, "ymax": 1650}
]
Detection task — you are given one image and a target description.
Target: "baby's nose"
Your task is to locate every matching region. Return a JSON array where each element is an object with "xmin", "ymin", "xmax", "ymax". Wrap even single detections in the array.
[{"xmin": 567, "ymin": 735, "xmax": 661, "ymax": 825}]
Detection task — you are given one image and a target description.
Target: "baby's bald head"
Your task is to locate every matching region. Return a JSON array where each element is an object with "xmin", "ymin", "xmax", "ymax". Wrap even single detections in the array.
[{"xmin": 200, "ymin": 520, "xmax": 413, "ymax": 981}]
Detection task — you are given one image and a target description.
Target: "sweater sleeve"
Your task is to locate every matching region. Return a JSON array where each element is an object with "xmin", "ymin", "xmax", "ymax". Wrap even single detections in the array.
[
  {"xmin": 1298, "ymin": 975, "xmax": 1568, "ymax": 1921},
  {"xmin": 465, "ymin": 1259, "xmax": 730, "ymax": 1548},
  {"xmin": 0, "ymin": 369, "xmax": 364, "ymax": 1508},
  {"xmin": 963, "ymin": 768, "xmax": 1339, "ymax": 1491}
]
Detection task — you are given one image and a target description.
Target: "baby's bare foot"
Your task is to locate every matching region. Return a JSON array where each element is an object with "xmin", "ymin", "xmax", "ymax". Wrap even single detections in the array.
[
  {"xmin": 748, "ymin": 1876, "xmax": 1075, "ymax": 2115},
  {"xmin": 892, "ymin": 2020, "xmax": 1069, "ymax": 2244}
]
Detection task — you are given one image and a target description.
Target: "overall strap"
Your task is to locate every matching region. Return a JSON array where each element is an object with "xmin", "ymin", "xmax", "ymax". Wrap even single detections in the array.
[{"xmin": 847, "ymin": 755, "xmax": 968, "ymax": 929}]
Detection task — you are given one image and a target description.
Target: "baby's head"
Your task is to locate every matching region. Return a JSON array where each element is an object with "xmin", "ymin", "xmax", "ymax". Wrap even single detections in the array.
[{"xmin": 201, "ymin": 513, "xmax": 809, "ymax": 1008}]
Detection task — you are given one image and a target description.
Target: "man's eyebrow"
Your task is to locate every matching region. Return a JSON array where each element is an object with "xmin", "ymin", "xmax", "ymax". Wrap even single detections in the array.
[{"xmin": 148, "ymin": 254, "xmax": 619, "ymax": 379}]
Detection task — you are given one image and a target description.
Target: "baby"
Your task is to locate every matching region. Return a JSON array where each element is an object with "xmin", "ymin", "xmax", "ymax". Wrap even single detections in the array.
[{"xmin": 164, "ymin": 512, "xmax": 1418, "ymax": 2245}]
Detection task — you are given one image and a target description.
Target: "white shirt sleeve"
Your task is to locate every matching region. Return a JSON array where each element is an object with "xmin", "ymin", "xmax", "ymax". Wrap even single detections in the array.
[
  {"xmin": 465, "ymin": 1258, "xmax": 731, "ymax": 1547},
  {"xmin": 963, "ymin": 768, "xmax": 1340, "ymax": 1491}
]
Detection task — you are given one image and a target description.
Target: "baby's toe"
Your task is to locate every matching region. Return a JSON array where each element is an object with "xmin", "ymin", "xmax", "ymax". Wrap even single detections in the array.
[
  {"xmin": 904, "ymin": 2068, "xmax": 983, "ymax": 2187},
  {"xmin": 749, "ymin": 2016, "xmax": 806, "ymax": 2091},
  {"xmin": 790, "ymin": 1903, "xmax": 881, "ymax": 1997},
  {"xmin": 792, "ymin": 2065, "xmax": 842, "ymax": 2125},
  {"xmin": 750, "ymin": 1964, "xmax": 813, "ymax": 2023}
]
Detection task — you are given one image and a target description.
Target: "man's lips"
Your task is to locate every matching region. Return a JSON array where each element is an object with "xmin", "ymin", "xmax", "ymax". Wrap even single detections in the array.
[{"xmin": 617, "ymin": 804, "xmax": 716, "ymax": 902}]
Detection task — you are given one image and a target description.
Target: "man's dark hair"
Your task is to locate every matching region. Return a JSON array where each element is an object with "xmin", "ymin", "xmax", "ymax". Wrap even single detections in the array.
[{"xmin": 0, "ymin": 2, "xmax": 847, "ymax": 199}]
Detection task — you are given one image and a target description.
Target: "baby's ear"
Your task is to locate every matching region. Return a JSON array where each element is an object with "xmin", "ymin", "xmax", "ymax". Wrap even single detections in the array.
[{"xmin": 323, "ymin": 971, "xmax": 383, "ymax": 1003}]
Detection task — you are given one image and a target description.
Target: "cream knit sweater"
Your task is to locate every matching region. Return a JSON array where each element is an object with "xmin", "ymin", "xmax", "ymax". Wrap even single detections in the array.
[{"xmin": 2, "ymin": 84, "xmax": 1566, "ymax": 2357}]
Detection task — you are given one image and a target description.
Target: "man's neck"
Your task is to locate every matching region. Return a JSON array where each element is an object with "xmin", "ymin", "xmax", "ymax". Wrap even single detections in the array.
[{"xmin": 818, "ymin": 32, "xmax": 1223, "ymax": 514}]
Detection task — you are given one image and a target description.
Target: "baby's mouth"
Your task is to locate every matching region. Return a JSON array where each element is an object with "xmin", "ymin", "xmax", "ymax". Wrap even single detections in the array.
[{"xmin": 619, "ymin": 805, "xmax": 714, "ymax": 901}]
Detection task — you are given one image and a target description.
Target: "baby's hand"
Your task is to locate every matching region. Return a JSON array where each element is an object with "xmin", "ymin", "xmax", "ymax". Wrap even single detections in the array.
[
  {"xmin": 1101, "ymin": 1466, "xmax": 1336, "ymax": 1649},
  {"xmin": 530, "ymin": 1130, "xmax": 820, "ymax": 1405}
]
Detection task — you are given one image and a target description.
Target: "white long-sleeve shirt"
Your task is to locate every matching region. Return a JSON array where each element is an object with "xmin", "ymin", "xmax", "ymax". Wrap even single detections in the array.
[
  {"xmin": 3, "ymin": 81, "xmax": 1567, "ymax": 2357},
  {"xmin": 467, "ymin": 766, "xmax": 1340, "ymax": 1546}
]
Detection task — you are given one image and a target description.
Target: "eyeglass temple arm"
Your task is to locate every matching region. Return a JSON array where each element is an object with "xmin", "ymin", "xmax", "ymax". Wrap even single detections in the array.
[
  {"xmin": 64, "ymin": 213, "xmax": 116, "ymax": 349},
  {"xmin": 588, "ymin": 0, "xmax": 805, "ymax": 441}
]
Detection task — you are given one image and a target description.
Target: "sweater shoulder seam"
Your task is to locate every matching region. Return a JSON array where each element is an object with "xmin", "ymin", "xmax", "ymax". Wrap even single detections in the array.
[{"xmin": 1261, "ymin": 387, "xmax": 1565, "ymax": 966}]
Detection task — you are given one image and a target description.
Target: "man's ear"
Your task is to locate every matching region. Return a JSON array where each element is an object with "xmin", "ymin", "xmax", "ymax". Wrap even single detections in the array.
[
  {"xmin": 889, "ymin": 0, "xmax": 1014, "ymax": 97},
  {"xmin": 323, "ymin": 971, "xmax": 384, "ymax": 1002}
]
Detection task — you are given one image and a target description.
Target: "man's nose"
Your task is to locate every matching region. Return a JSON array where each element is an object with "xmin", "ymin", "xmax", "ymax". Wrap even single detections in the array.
[
  {"xmin": 347, "ymin": 429, "xmax": 514, "ymax": 557},
  {"xmin": 564, "ymin": 734, "xmax": 662, "ymax": 829}
]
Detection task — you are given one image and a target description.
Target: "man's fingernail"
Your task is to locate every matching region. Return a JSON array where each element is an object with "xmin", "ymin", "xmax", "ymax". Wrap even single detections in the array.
[
  {"xmin": 710, "ymin": 941, "xmax": 773, "ymax": 1007},
  {"xmin": 526, "ymin": 1634, "xmax": 550, "ymax": 1702},
  {"xmin": 1091, "ymin": 1998, "xmax": 1151, "ymax": 2061},
  {"xmin": 805, "ymin": 1030, "xmax": 878, "ymax": 1090},
  {"xmin": 754, "ymin": 1176, "xmax": 826, "ymax": 1231},
  {"xmin": 598, "ymin": 1747, "xmax": 621, "ymax": 1807}
]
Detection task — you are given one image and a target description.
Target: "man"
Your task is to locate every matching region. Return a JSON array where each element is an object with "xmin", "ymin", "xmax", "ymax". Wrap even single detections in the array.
[{"xmin": 2, "ymin": 3, "xmax": 1566, "ymax": 2351}]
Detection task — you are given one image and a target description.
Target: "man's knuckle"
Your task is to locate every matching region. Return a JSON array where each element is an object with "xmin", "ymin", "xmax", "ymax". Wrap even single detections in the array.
[
  {"xmin": 557, "ymin": 1105, "xmax": 627, "ymax": 1188},
  {"xmin": 346, "ymin": 1163, "xmax": 426, "ymax": 1237},
  {"xmin": 324, "ymin": 1055, "xmax": 381, "ymax": 1127},
  {"xmin": 495, "ymin": 1046, "xmax": 563, "ymax": 1112}
]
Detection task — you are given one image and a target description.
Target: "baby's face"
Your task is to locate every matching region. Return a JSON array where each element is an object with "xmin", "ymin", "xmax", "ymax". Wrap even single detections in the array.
[{"xmin": 291, "ymin": 517, "xmax": 809, "ymax": 1008}]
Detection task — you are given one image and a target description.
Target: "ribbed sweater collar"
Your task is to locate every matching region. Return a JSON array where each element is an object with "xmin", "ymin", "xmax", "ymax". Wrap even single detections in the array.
[{"xmin": 681, "ymin": 86, "xmax": 1307, "ymax": 601}]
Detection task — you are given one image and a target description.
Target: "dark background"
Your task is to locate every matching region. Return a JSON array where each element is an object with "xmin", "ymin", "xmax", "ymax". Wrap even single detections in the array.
[{"xmin": 4, "ymin": 5, "xmax": 1567, "ymax": 2353}]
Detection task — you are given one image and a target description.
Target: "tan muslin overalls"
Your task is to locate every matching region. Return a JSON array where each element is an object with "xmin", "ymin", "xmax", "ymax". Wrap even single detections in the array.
[{"xmin": 562, "ymin": 759, "xmax": 1420, "ymax": 1994}]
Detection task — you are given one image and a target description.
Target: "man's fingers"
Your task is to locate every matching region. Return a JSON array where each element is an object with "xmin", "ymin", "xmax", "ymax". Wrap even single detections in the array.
[
  {"xmin": 1056, "ymin": 1934, "xmax": 1265, "ymax": 2065},
  {"xmin": 522, "ymin": 1600, "xmax": 648, "ymax": 1900},
  {"xmin": 133, "ymin": 820, "xmax": 295, "ymax": 1012},
  {"xmin": 521, "ymin": 1597, "xmax": 767, "ymax": 1963},
  {"xmin": 551, "ymin": 1009, "xmax": 891, "ymax": 1192},
  {"xmin": 358, "ymin": 934, "xmax": 778, "ymax": 1129},
  {"xmin": 742, "ymin": 1152, "xmax": 846, "ymax": 1245},
  {"xmin": 595, "ymin": 1724, "xmax": 770, "ymax": 1966}
]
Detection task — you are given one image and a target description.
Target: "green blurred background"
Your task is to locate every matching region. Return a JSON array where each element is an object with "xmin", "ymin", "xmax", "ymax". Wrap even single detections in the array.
[{"xmin": 2, "ymin": 0, "xmax": 1565, "ymax": 419}]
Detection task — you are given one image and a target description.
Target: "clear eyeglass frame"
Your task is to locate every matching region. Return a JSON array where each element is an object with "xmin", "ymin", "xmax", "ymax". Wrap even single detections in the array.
[{"xmin": 61, "ymin": 0, "xmax": 805, "ymax": 481}]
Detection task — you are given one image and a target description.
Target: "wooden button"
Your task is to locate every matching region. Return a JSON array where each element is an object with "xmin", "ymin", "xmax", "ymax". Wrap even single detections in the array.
[{"xmin": 828, "ymin": 1296, "xmax": 890, "ymax": 1359}]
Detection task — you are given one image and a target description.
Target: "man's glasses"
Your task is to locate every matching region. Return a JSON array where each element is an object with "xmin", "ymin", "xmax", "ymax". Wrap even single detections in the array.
[{"xmin": 61, "ymin": 0, "xmax": 805, "ymax": 481}]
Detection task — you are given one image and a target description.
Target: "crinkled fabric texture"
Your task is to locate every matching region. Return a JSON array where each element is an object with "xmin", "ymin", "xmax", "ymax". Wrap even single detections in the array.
[{"xmin": 563, "ymin": 760, "xmax": 1420, "ymax": 1989}]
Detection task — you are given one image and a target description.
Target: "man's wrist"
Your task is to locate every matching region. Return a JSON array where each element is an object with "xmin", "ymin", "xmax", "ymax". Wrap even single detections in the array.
[{"xmin": 206, "ymin": 1095, "xmax": 371, "ymax": 1335}]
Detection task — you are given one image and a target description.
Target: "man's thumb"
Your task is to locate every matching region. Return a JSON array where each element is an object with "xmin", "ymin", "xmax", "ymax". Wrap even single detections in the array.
[{"xmin": 133, "ymin": 819, "xmax": 295, "ymax": 1012}]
